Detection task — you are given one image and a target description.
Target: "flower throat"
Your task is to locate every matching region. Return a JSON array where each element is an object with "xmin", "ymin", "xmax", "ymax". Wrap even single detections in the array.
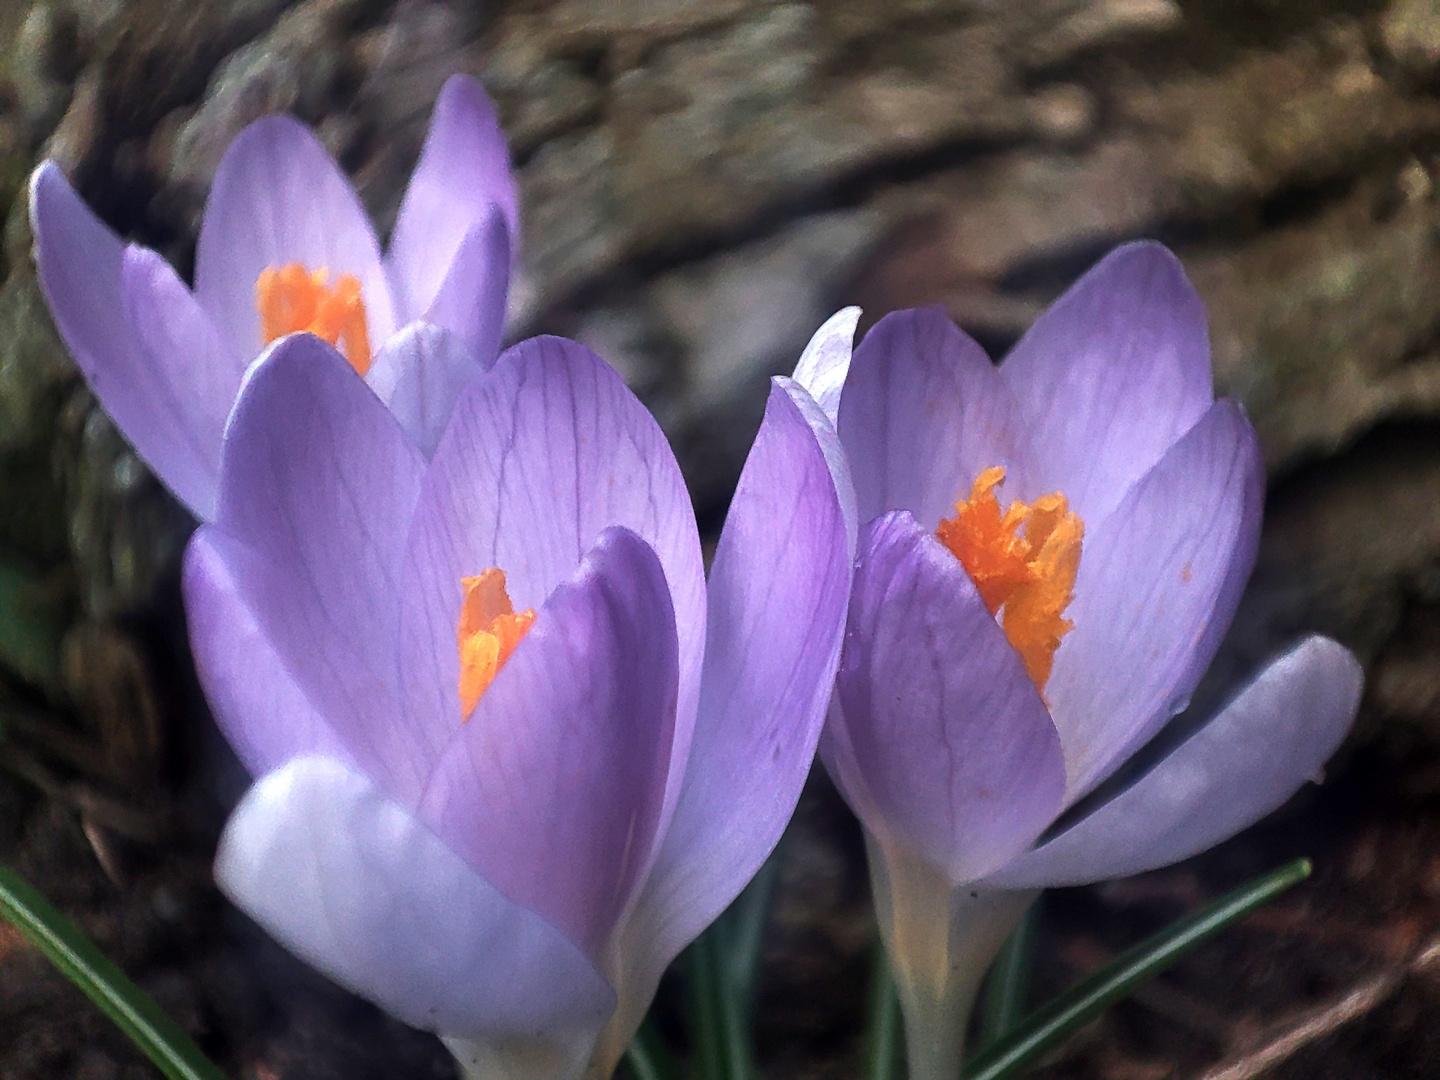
[
  {"xmin": 256, "ymin": 263, "xmax": 372, "ymax": 375},
  {"xmin": 936, "ymin": 467, "xmax": 1083, "ymax": 692},
  {"xmin": 456, "ymin": 569, "xmax": 535, "ymax": 720}
]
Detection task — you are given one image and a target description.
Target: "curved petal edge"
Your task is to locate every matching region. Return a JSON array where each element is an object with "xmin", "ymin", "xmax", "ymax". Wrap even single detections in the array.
[
  {"xmin": 791, "ymin": 307, "xmax": 860, "ymax": 427},
  {"xmin": 987, "ymin": 636, "xmax": 1363, "ymax": 889},
  {"xmin": 593, "ymin": 379, "xmax": 854, "ymax": 1074},
  {"xmin": 216, "ymin": 755, "xmax": 615, "ymax": 1041},
  {"xmin": 833, "ymin": 510, "xmax": 1065, "ymax": 884}
]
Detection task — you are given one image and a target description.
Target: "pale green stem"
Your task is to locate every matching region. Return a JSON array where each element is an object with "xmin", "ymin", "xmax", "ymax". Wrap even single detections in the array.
[
  {"xmin": 446, "ymin": 1029, "xmax": 600, "ymax": 1080},
  {"xmin": 865, "ymin": 835, "xmax": 1037, "ymax": 1080}
]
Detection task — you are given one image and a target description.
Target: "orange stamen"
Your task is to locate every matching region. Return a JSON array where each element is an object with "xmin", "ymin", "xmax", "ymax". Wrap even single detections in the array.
[
  {"xmin": 936, "ymin": 467, "xmax": 1083, "ymax": 692},
  {"xmin": 256, "ymin": 262, "xmax": 372, "ymax": 376},
  {"xmin": 457, "ymin": 569, "xmax": 535, "ymax": 719}
]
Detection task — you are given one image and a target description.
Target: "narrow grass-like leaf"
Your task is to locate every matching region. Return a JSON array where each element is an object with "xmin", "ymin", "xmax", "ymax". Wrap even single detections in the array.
[
  {"xmin": 685, "ymin": 850, "xmax": 782, "ymax": 1080},
  {"xmin": 626, "ymin": 1017, "xmax": 681, "ymax": 1080},
  {"xmin": 964, "ymin": 858, "xmax": 1311, "ymax": 1080},
  {"xmin": 863, "ymin": 945, "xmax": 901, "ymax": 1080},
  {"xmin": 717, "ymin": 851, "xmax": 780, "ymax": 1080},
  {"xmin": 719, "ymin": 853, "xmax": 780, "ymax": 1013},
  {"xmin": 0, "ymin": 864, "xmax": 228, "ymax": 1080},
  {"xmin": 686, "ymin": 929, "xmax": 729, "ymax": 1080},
  {"xmin": 978, "ymin": 896, "xmax": 1040, "ymax": 1049}
]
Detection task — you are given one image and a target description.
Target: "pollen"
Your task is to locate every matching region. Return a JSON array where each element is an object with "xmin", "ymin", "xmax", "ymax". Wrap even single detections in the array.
[
  {"xmin": 935, "ymin": 467, "xmax": 1083, "ymax": 692},
  {"xmin": 457, "ymin": 569, "xmax": 536, "ymax": 720},
  {"xmin": 256, "ymin": 263, "xmax": 372, "ymax": 375}
]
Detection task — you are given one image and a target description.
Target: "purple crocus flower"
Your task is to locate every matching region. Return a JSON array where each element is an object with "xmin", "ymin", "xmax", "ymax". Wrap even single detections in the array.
[
  {"xmin": 793, "ymin": 243, "xmax": 1363, "ymax": 1080},
  {"xmin": 183, "ymin": 328, "xmax": 855, "ymax": 1079},
  {"xmin": 30, "ymin": 74, "xmax": 515, "ymax": 520}
]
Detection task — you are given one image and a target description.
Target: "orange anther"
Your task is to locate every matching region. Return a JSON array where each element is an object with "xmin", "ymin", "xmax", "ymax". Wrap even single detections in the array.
[
  {"xmin": 255, "ymin": 262, "xmax": 372, "ymax": 376},
  {"xmin": 457, "ymin": 569, "xmax": 536, "ymax": 719},
  {"xmin": 936, "ymin": 468, "xmax": 1083, "ymax": 693}
]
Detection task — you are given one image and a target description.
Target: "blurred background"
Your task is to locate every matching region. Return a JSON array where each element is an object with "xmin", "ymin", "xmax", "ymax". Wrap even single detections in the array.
[{"xmin": 2, "ymin": 0, "xmax": 1440, "ymax": 1076}]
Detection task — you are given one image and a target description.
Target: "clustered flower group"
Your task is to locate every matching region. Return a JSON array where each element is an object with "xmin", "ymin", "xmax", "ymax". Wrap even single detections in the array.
[{"xmin": 30, "ymin": 76, "xmax": 1363, "ymax": 1080}]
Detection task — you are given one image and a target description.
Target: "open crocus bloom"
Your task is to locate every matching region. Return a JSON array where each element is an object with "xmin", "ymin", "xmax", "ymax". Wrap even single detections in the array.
[
  {"xmin": 793, "ymin": 243, "xmax": 1363, "ymax": 1080},
  {"xmin": 30, "ymin": 73, "xmax": 516, "ymax": 520},
  {"xmin": 183, "ymin": 330, "xmax": 854, "ymax": 1079}
]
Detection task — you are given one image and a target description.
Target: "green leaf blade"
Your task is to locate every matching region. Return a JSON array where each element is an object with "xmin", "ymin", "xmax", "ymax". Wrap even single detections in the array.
[
  {"xmin": 978, "ymin": 897, "xmax": 1040, "ymax": 1049},
  {"xmin": 684, "ymin": 850, "xmax": 782, "ymax": 1080},
  {"xmin": 626, "ymin": 1017, "xmax": 681, "ymax": 1080},
  {"xmin": 863, "ymin": 945, "xmax": 901, "ymax": 1080},
  {"xmin": 965, "ymin": 858, "xmax": 1311, "ymax": 1080},
  {"xmin": 0, "ymin": 864, "xmax": 229, "ymax": 1080},
  {"xmin": 686, "ymin": 927, "xmax": 730, "ymax": 1080}
]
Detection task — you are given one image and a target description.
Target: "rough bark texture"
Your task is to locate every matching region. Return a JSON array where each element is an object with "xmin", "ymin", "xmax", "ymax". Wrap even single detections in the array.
[{"xmin": 2, "ymin": 1, "xmax": 1440, "ymax": 1078}]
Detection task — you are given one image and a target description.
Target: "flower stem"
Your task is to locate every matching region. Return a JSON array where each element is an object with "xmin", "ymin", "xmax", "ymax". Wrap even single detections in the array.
[{"xmin": 865, "ymin": 836, "xmax": 1036, "ymax": 1080}]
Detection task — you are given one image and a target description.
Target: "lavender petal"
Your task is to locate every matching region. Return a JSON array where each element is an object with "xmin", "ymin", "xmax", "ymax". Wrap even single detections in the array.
[
  {"xmin": 831, "ymin": 511, "xmax": 1065, "ymax": 883},
  {"xmin": 387, "ymin": 74, "xmax": 519, "ymax": 323},
  {"xmin": 194, "ymin": 116, "xmax": 395, "ymax": 364},
  {"xmin": 30, "ymin": 163, "xmax": 227, "ymax": 519},
  {"xmin": 1000, "ymin": 242, "xmax": 1213, "ymax": 527},
  {"xmin": 183, "ymin": 531, "xmax": 354, "ymax": 776},
  {"xmin": 417, "ymin": 527, "xmax": 678, "ymax": 961},
  {"xmin": 839, "ymin": 307, "xmax": 1034, "ymax": 529},
  {"xmin": 988, "ymin": 637, "xmax": 1362, "ymax": 888},
  {"xmin": 1046, "ymin": 400, "xmax": 1264, "ymax": 804},
  {"xmin": 607, "ymin": 380, "xmax": 855, "ymax": 1052},
  {"xmin": 211, "ymin": 334, "xmax": 426, "ymax": 798},
  {"xmin": 366, "ymin": 323, "xmax": 489, "ymax": 459},
  {"xmin": 420, "ymin": 207, "xmax": 510, "ymax": 367},
  {"xmin": 791, "ymin": 307, "xmax": 860, "ymax": 427},
  {"xmin": 397, "ymin": 335, "xmax": 705, "ymax": 805},
  {"xmin": 216, "ymin": 755, "xmax": 615, "ymax": 1041}
]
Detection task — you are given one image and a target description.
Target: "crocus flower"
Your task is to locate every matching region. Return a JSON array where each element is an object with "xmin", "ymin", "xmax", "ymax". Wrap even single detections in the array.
[
  {"xmin": 793, "ymin": 243, "xmax": 1363, "ymax": 1080},
  {"xmin": 183, "ymin": 328, "xmax": 855, "ymax": 1079},
  {"xmin": 30, "ymin": 74, "xmax": 516, "ymax": 520}
]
